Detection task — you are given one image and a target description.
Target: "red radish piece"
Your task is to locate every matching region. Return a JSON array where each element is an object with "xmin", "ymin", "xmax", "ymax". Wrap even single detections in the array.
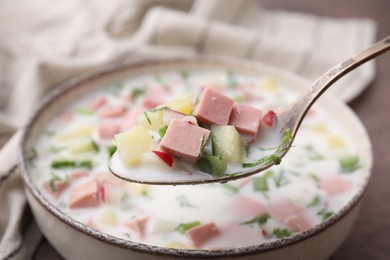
[
  {"xmin": 153, "ymin": 150, "xmax": 174, "ymax": 167},
  {"xmin": 99, "ymin": 182, "xmax": 106, "ymax": 203},
  {"xmin": 261, "ymin": 110, "xmax": 276, "ymax": 127}
]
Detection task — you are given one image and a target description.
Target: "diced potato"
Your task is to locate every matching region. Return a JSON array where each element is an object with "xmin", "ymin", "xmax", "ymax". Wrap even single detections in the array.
[
  {"xmin": 137, "ymin": 110, "xmax": 165, "ymax": 132},
  {"xmin": 125, "ymin": 182, "xmax": 148, "ymax": 196},
  {"xmin": 98, "ymin": 209, "xmax": 118, "ymax": 225},
  {"xmin": 259, "ymin": 78, "xmax": 277, "ymax": 92},
  {"xmin": 164, "ymin": 97, "xmax": 192, "ymax": 115},
  {"xmin": 165, "ymin": 242, "xmax": 192, "ymax": 249},
  {"xmin": 56, "ymin": 126, "xmax": 94, "ymax": 141},
  {"xmin": 67, "ymin": 138, "xmax": 98, "ymax": 154},
  {"xmin": 151, "ymin": 218, "xmax": 176, "ymax": 234},
  {"xmin": 115, "ymin": 125, "xmax": 155, "ymax": 166},
  {"xmin": 327, "ymin": 135, "xmax": 344, "ymax": 148}
]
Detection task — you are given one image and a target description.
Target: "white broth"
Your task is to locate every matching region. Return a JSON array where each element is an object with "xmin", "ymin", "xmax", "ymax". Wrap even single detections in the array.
[{"xmin": 29, "ymin": 69, "xmax": 368, "ymax": 249}]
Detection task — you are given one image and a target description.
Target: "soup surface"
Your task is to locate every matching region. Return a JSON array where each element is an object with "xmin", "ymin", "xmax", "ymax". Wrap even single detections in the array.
[{"xmin": 29, "ymin": 69, "xmax": 368, "ymax": 249}]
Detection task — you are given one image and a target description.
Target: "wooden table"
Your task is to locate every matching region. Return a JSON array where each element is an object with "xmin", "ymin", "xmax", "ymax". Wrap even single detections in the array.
[
  {"xmin": 33, "ymin": 0, "xmax": 390, "ymax": 258},
  {"xmin": 261, "ymin": 0, "xmax": 390, "ymax": 259}
]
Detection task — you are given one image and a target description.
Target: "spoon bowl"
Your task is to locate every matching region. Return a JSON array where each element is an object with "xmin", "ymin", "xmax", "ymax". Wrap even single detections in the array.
[{"xmin": 110, "ymin": 36, "xmax": 390, "ymax": 185}]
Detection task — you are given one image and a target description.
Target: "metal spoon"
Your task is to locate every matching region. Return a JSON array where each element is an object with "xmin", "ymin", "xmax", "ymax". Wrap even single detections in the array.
[{"xmin": 109, "ymin": 35, "xmax": 390, "ymax": 185}]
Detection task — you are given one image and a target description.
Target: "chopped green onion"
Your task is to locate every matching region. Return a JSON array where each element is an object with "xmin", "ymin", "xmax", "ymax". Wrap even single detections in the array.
[
  {"xmin": 196, "ymin": 155, "xmax": 227, "ymax": 177},
  {"xmin": 131, "ymin": 87, "xmax": 146, "ymax": 99},
  {"xmin": 307, "ymin": 195, "xmax": 321, "ymax": 208},
  {"xmin": 107, "ymin": 145, "xmax": 117, "ymax": 158},
  {"xmin": 241, "ymin": 213, "xmax": 270, "ymax": 226},
  {"xmin": 252, "ymin": 171, "xmax": 273, "ymax": 193},
  {"xmin": 159, "ymin": 125, "xmax": 168, "ymax": 137},
  {"xmin": 51, "ymin": 160, "xmax": 93, "ymax": 169},
  {"xmin": 339, "ymin": 156, "xmax": 361, "ymax": 173},
  {"xmin": 221, "ymin": 183, "xmax": 239, "ymax": 193},
  {"xmin": 273, "ymin": 228, "xmax": 292, "ymax": 238},
  {"xmin": 318, "ymin": 209, "xmax": 334, "ymax": 220},
  {"xmin": 75, "ymin": 108, "xmax": 93, "ymax": 115},
  {"xmin": 175, "ymin": 221, "xmax": 201, "ymax": 234}
]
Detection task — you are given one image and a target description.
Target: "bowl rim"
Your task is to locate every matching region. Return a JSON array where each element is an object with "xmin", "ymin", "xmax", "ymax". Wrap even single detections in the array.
[{"xmin": 18, "ymin": 56, "xmax": 373, "ymax": 258}]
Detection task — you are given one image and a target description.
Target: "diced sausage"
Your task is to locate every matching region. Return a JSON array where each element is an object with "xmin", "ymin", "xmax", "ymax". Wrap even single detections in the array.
[
  {"xmin": 194, "ymin": 88, "xmax": 234, "ymax": 125},
  {"xmin": 43, "ymin": 180, "xmax": 68, "ymax": 198},
  {"xmin": 268, "ymin": 200, "xmax": 304, "ymax": 222},
  {"xmin": 69, "ymin": 170, "xmax": 88, "ymax": 180},
  {"xmin": 285, "ymin": 214, "xmax": 311, "ymax": 232},
  {"xmin": 142, "ymin": 87, "xmax": 170, "ymax": 109},
  {"xmin": 320, "ymin": 174, "xmax": 351, "ymax": 195},
  {"xmin": 225, "ymin": 195, "xmax": 266, "ymax": 219},
  {"xmin": 98, "ymin": 105, "xmax": 126, "ymax": 118},
  {"xmin": 186, "ymin": 222, "xmax": 220, "ymax": 248},
  {"xmin": 98, "ymin": 122, "xmax": 121, "ymax": 139},
  {"xmin": 69, "ymin": 180, "xmax": 100, "ymax": 208},
  {"xmin": 229, "ymin": 103, "xmax": 262, "ymax": 136},
  {"xmin": 88, "ymin": 96, "xmax": 106, "ymax": 111},
  {"xmin": 125, "ymin": 217, "xmax": 149, "ymax": 239},
  {"xmin": 121, "ymin": 107, "xmax": 146, "ymax": 131},
  {"xmin": 159, "ymin": 119, "xmax": 210, "ymax": 162}
]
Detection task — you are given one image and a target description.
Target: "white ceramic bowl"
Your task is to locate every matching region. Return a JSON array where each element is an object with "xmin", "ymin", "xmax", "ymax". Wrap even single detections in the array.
[{"xmin": 18, "ymin": 57, "xmax": 372, "ymax": 259}]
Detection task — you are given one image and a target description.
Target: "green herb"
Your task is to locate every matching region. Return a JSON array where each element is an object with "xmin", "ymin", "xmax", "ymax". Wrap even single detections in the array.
[
  {"xmin": 241, "ymin": 213, "xmax": 270, "ymax": 226},
  {"xmin": 304, "ymin": 145, "xmax": 324, "ymax": 160},
  {"xmin": 273, "ymin": 228, "xmax": 292, "ymax": 238},
  {"xmin": 49, "ymin": 146, "xmax": 64, "ymax": 153},
  {"xmin": 51, "ymin": 160, "xmax": 93, "ymax": 169},
  {"xmin": 177, "ymin": 195, "xmax": 197, "ymax": 208},
  {"xmin": 175, "ymin": 221, "xmax": 201, "ymax": 233},
  {"xmin": 244, "ymin": 144, "xmax": 251, "ymax": 157},
  {"xmin": 107, "ymin": 145, "xmax": 117, "ymax": 158},
  {"xmin": 180, "ymin": 71, "xmax": 191, "ymax": 91},
  {"xmin": 252, "ymin": 170, "xmax": 273, "ymax": 193},
  {"xmin": 308, "ymin": 173, "xmax": 320, "ymax": 186},
  {"xmin": 149, "ymin": 106, "xmax": 169, "ymax": 113},
  {"xmin": 339, "ymin": 156, "xmax": 361, "ymax": 173},
  {"xmin": 196, "ymin": 155, "xmax": 227, "ymax": 177},
  {"xmin": 273, "ymin": 170, "xmax": 289, "ymax": 187},
  {"xmin": 131, "ymin": 87, "xmax": 146, "ymax": 99},
  {"xmin": 307, "ymin": 195, "xmax": 321, "ymax": 208},
  {"xmin": 158, "ymin": 125, "xmax": 168, "ymax": 137},
  {"xmin": 143, "ymin": 111, "xmax": 151, "ymax": 125},
  {"xmin": 75, "ymin": 107, "xmax": 93, "ymax": 115},
  {"xmin": 226, "ymin": 70, "xmax": 237, "ymax": 88},
  {"xmin": 243, "ymin": 129, "xmax": 292, "ymax": 168},
  {"xmin": 318, "ymin": 209, "xmax": 334, "ymax": 220},
  {"xmin": 154, "ymin": 74, "xmax": 169, "ymax": 90},
  {"xmin": 123, "ymin": 233, "xmax": 132, "ymax": 239},
  {"xmin": 221, "ymin": 183, "xmax": 239, "ymax": 193},
  {"xmin": 198, "ymin": 136, "xmax": 206, "ymax": 155},
  {"xmin": 233, "ymin": 96, "xmax": 243, "ymax": 103},
  {"xmin": 27, "ymin": 148, "xmax": 37, "ymax": 165}
]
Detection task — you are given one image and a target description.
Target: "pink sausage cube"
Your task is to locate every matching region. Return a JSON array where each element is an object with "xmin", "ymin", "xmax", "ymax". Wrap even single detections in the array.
[
  {"xmin": 186, "ymin": 222, "xmax": 220, "ymax": 248},
  {"xmin": 43, "ymin": 180, "xmax": 69, "ymax": 198},
  {"xmin": 121, "ymin": 107, "xmax": 146, "ymax": 131},
  {"xmin": 285, "ymin": 214, "xmax": 311, "ymax": 232},
  {"xmin": 88, "ymin": 96, "xmax": 106, "ymax": 111},
  {"xmin": 229, "ymin": 103, "xmax": 262, "ymax": 136},
  {"xmin": 98, "ymin": 105, "xmax": 126, "ymax": 118},
  {"xmin": 268, "ymin": 200, "xmax": 304, "ymax": 222},
  {"xmin": 125, "ymin": 217, "xmax": 149, "ymax": 239},
  {"xmin": 194, "ymin": 88, "xmax": 234, "ymax": 125},
  {"xmin": 142, "ymin": 87, "xmax": 170, "ymax": 109},
  {"xmin": 225, "ymin": 195, "xmax": 266, "ymax": 219},
  {"xmin": 320, "ymin": 174, "xmax": 351, "ymax": 195},
  {"xmin": 98, "ymin": 122, "xmax": 121, "ymax": 139},
  {"xmin": 160, "ymin": 119, "xmax": 210, "ymax": 162},
  {"xmin": 69, "ymin": 180, "xmax": 100, "ymax": 208}
]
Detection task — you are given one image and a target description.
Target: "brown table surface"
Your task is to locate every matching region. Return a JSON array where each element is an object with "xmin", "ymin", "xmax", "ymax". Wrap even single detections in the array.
[{"xmin": 33, "ymin": 0, "xmax": 390, "ymax": 259}]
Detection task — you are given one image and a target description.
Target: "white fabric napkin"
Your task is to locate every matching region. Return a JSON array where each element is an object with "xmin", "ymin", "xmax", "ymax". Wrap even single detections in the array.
[{"xmin": 0, "ymin": 0, "xmax": 377, "ymax": 259}]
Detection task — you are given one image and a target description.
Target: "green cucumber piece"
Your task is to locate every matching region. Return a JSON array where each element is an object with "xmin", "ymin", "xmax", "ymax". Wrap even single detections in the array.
[
  {"xmin": 196, "ymin": 155, "xmax": 227, "ymax": 177},
  {"xmin": 211, "ymin": 125, "xmax": 242, "ymax": 163}
]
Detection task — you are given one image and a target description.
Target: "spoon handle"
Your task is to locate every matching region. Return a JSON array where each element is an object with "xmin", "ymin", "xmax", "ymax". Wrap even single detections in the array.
[{"xmin": 280, "ymin": 35, "xmax": 390, "ymax": 137}]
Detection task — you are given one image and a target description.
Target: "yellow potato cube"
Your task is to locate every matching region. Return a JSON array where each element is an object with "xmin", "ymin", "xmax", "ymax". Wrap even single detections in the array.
[
  {"xmin": 115, "ymin": 125, "xmax": 155, "ymax": 166},
  {"xmin": 125, "ymin": 182, "xmax": 149, "ymax": 196},
  {"xmin": 165, "ymin": 242, "xmax": 192, "ymax": 249},
  {"xmin": 164, "ymin": 97, "xmax": 193, "ymax": 115},
  {"xmin": 259, "ymin": 78, "xmax": 277, "ymax": 92},
  {"xmin": 56, "ymin": 126, "xmax": 94, "ymax": 141},
  {"xmin": 327, "ymin": 135, "xmax": 345, "ymax": 148},
  {"xmin": 98, "ymin": 209, "xmax": 118, "ymax": 225},
  {"xmin": 137, "ymin": 110, "xmax": 165, "ymax": 132}
]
